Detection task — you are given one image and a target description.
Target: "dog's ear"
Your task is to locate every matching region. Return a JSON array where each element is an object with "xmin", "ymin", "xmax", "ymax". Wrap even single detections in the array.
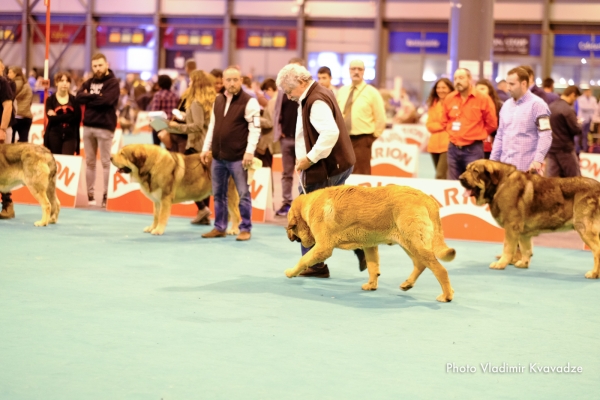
[
  {"xmin": 131, "ymin": 150, "xmax": 148, "ymax": 174},
  {"xmin": 484, "ymin": 163, "xmax": 500, "ymax": 185}
]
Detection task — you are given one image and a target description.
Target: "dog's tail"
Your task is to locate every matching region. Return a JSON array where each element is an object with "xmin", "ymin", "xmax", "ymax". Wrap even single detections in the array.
[{"xmin": 428, "ymin": 199, "xmax": 456, "ymax": 262}]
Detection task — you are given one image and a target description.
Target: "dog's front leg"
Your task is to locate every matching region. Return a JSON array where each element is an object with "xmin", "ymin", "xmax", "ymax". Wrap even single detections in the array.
[
  {"xmin": 151, "ymin": 195, "xmax": 173, "ymax": 235},
  {"xmin": 285, "ymin": 244, "xmax": 333, "ymax": 278},
  {"xmin": 515, "ymin": 235, "xmax": 533, "ymax": 268},
  {"xmin": 361, "ymin": 246, "xmax": 380, "ymax": 290},
  {"xmin": 144, "ymin": 202, "xmax": 160, "ymax": 233},
  {"xmin": 490, "ymin": 227, "xmax": 520, "ymax": 269}
]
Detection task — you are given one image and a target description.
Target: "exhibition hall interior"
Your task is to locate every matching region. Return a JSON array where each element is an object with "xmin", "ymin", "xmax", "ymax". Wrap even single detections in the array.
[{"xmin": 1, "ymin": 0, "xmax": 599, "ymax": 398}]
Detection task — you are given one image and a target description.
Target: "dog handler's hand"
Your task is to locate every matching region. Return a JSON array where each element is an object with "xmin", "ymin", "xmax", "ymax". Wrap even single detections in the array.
[
  {"xmin": 200, "ymin": 151, "xmax": 212, "ymax": 164},
  {"xmin": 529, "ymin": 161, "xmax": 543, "ymax": 175},
  {"xmin": 242, "ymin": 152, "xmax": 254, "ymax": 169},
  {"xmin": 295, "ymin": 156, "xmax": 313, "ymax": 172}
]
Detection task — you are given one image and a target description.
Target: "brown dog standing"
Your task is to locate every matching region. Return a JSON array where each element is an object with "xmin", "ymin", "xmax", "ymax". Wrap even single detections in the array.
[
  {"xmin": 285, "ymin": 185, "xmax": 455, "ymax": 302},
  {"xmin": 460, "ymin": 159, "xmax": 600, "ymax": 278}
]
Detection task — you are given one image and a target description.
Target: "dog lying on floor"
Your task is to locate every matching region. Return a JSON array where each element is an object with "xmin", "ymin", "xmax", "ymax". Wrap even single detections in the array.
[
  {"xmin": 459, "ymin": 159, "xmax": 600, "ymax": 278},
  {"xmin": 110, "ymin": 144, "xmax": 240, "ymax": 235},
  {"xmin": 285, "ymin": 185, "xmax": 456, "ymax": 302},
  {"xmin": 0, "ymin": 143, "xmax": 60, "ymax": 226}
]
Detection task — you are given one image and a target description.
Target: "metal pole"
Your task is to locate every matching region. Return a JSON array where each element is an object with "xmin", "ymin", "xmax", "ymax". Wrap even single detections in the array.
[
  {"xmin": 22, "ymin": 0, "xmax": 30, "ymax": 73},
  {"xmin": 297, "ymin": 0, "xmax": 305, "ymax": 61},
  {"xmin": 84, "ymin": 0, "xmax": 94, "ymax": 74},
  {"xmin": 540, "ymin": 0, "xmax": 552, "ymax": 81},
  {"xmin": 374, "ymin": 0, "xmax": 384, "ymax": 88},
  {"xmin": 43, "ymin": 0, "xmax": 51, "ymax": 105},
  {"xmin": 153, "ymin": 0, "xmax": 161, "ymax": 73}
]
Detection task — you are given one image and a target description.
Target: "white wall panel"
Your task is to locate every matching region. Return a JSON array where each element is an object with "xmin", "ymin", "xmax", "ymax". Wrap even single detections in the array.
[
  {"xmin": 95, "ymin": 0, "xmax": 155, "ymax": 14},
  {"xmin": 494, "ymin": 2, "xmax": 543, "ymax": 21},
  {"xmin": 193, "ymin": 51, "xmax": 223, "ymax": 71},
  {"xmin": 234, "ymin": 49, "xmax": 297, "ymax": 79},
  {"xmin": 306, "ymin": 27, "xmax": 375, "ymax": 54},
  {"xmin": 306, "ymin": 1, "xmax": 376, "ymax": 19},
  {"xmin": 0, "ymin": 43, "xmax": 22, "ymax": 66},
  {"xmin": 161, "ymin": 0, "xmax": 226, "ymax": 16},
  {"xmin": 31, "ymin": 44, "xmax": 85, "ymax": 71},
  {"xmin": 552, "ymin": 4, "xmax": 600, "ymax": 22},
  {"xmin": 233, "ymin": 1, "xmax": 297, "ymax": 17},
  {"xmin": 32, "ymin": 0, "xmax": 85, "ymax": 14},
  {"xmin": 3, "ymin": 0, "xmax": 22, "ymax": 12},
  {"xmin": 385, "ymin": 2, "xmax": 450, "ymax": 20}
]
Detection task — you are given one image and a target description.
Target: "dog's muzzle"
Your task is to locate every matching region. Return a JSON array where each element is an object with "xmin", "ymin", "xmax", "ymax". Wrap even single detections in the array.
[{"xmin": 118, "ymin": 167, "xmax": 132, "ymax": 174}]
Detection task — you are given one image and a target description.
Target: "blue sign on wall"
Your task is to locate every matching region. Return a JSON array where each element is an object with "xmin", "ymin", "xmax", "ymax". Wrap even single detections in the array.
[
  {"xmin": 389, "ymin": 32, "xmax": 448, "ymax": 54},
  {"xmin": 554, "ymin": 34, "xmax": 600, "ymax": 57}
]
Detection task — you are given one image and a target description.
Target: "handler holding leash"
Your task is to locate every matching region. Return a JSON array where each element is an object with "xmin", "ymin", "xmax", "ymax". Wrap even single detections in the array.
[{"xmin": 276, "ymin": 63, "xmax": 357, "ymax": 278}]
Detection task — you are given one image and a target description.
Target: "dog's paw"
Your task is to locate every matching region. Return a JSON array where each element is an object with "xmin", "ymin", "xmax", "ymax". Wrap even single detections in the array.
[
  {"xmin": 489, "ymin": 261, "xmax": 507, "ymax": 270},
  {"xmin": 49, "ymin": 218, "xmax": 57, "ymax": 224},
  {"xmin": 399, "ymin": 281, "xmax": 413, "ymax": 291},
  {"xmin": 361, "ymin": 282, "xmax": 377, "ymax": 291},
  {"xmin": 143, "ymin": 226, "xmax": 155, "ymax": 233},
  {"xmin": 226, "ymin": 228, "xmax": 240, "ymax": 236},
  {"xmin": 436, "ymin": 292, "xmax": 453, "ymax": 303},
  {"xmin": 150, "ymin": 228, "xmax": 164, "ymax": 235},
  {"xmin": 285, "ymin": 268, "xmax": 297, "ymax": 278},
  {"xmin": 34, "ymin": 220, "xmax": 48, "ymax": 227},
  {"xmin": 514, "ymin": 260, "xmax": 529, "ymax": 269},
  {"xmin": 585, "ymin": 270, "xmax": 599, "ymax": 279}
]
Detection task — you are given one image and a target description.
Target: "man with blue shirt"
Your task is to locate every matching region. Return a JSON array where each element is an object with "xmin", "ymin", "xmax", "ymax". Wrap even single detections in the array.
[{"xmin": 490, "ymin": 67, "xmax": 552, "ymax": 174}]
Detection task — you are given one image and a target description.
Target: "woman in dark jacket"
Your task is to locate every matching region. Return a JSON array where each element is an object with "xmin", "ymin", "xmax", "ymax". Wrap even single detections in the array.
[{"xmin": 44, "ymin": 72, "xmax": 82, "ymax": 155}]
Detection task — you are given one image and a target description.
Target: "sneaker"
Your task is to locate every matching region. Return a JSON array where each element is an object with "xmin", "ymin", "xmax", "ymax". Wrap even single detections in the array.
[
  {"xmin": 298, "ymin": 263, "xmax": 330, "ymax": 278},
  {"xmin": 275, "ymin": 204, "xmax": 291, "ymax": 217},
  {"xmin": 0, "ymin": 202, "xmax": 15, "ymax": 219},
  {"xmin": 102, "ymin": 194, "xmax": 107, "ymax": 208},
  {"xmin": 88, "ymin": 194, "xmax": 95, "ymax": 206},
  {"xmin": 191, "ymin": 208, "xmax": 211, "ymax": 225}
]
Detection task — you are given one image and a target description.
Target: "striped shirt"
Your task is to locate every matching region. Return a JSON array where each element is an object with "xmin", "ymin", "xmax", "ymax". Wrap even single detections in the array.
[{"xmin": 490, "ymin": 90, "xmax": 552, "ymax": 171}]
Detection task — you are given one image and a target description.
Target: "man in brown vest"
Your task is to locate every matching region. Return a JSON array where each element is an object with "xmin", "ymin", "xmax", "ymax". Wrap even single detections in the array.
[
  {"xmin": 276, "ymin": 63, "xmax": 362, "ymax": 278},
  {"xmin": 200, "ymin": 66, "xmax": 261, "ymax": 241}
]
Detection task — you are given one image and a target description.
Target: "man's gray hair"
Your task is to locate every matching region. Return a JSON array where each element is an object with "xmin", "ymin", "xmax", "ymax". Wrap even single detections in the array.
[{"xmin": 276, "ymin": 64, "xmax": 313, "ymax": 89}]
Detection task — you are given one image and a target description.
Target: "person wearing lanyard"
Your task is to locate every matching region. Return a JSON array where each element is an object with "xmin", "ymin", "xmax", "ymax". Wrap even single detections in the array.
[
  {"xmin": 441, "ymin": 68, "xmax": 497, "ymax": 180},
  {"xmin": 276, "ymin": 63, "xmax": 356, "ymax": 278}
]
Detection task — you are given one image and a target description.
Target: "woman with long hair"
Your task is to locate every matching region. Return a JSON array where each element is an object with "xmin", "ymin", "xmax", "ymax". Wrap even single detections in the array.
[
  {"xmin": 44, "ymin": 72, "xmax": 82, "ymax": 155},
  {"xmin": 475, "ymin": 79, "xmax": 503, "ymax": 159},
  {"xmin": 7, "ymin": 66, "xmax": 33, "ymax": 143},
  {"xmin": 159, "ymin": 69, "xmax": 217, "ymax": 225},
  {"xmin": 425, "ymin": 78, "xmax": 454, "ymax": 179}
]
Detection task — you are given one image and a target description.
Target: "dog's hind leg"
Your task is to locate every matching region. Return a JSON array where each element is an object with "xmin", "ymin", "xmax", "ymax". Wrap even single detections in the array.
[
  {"xmin": 399, "ymin": 253, "xmax": 426, "ymax": 292},
  {"xmin": 27, "ymin": 183, "xmax": 51, "ymax": 226},
  {"xmin": 47, "ymin": 177, "xmax": 60, "ymax": 224},
  {"xmin": 285, "ymin": 243, "xmax": 333, "ymax": 278},
  {"xmin": 575, "ymin": 220, "xmax": 600, "ymax": 279},
  {"xmin": 514, "ymin": 235, "xmax": 533, "ymax": 268},
  {"xmin": 419, "ymin": 253, "xmax": 454, "ymax": 302},
  {"xmin": 361, "ymin": 246, "xmax": 380, "ymax": 290}
]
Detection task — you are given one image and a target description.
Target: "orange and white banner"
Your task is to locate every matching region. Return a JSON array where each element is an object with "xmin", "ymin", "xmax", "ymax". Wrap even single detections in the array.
[
  {"xmin": 579, "ymin": 153, "xmax": 600, "ymax": 182},
  {"xmin": 31, "ymin": 103, "xmax": 45, "ymax": 125},
  {"xmin": 345, "ymin": 175, "xmax": 504, "ymax": 243},
  {"xmin": 12, "ymin": 154, "xmax": 84, "ymax": 208},
  {"xmin": 107, "ymin": 165, "xmax": 273, "ymax": 223},
  {"xmin": 391, "ymin": 124, "xmax": 431, "ymax": 151},
  {"xmin": 28, "ymin": 124, "xmax": 45, "ymax": 146},
  {"xmin": 134, "ymin": 111, "xmax": 152, "ymax": 132},
  {"xmin": 371, "ymin": 139, "xmax": 419, "ymax": 177}
]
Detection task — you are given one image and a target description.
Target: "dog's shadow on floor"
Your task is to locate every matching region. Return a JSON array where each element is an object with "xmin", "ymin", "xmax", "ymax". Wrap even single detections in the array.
[
  {"xmin": 449, "ymin": 261, "xmax": 591, "ymax": 283},
  {"xmin": 160, "ymin": 276, "xmax": 445, "ymax": 310}
]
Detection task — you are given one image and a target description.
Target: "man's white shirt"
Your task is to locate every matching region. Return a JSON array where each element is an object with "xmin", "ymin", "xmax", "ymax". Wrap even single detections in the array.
[{"xmin": 295, "ymin": 81, "xmax": 339, "ymax": 163}]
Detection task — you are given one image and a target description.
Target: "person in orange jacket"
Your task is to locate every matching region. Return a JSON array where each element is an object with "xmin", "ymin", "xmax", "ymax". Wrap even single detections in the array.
[{"xmin": 425, "ymin": 78, "xmax": 454, "ymax": 179}]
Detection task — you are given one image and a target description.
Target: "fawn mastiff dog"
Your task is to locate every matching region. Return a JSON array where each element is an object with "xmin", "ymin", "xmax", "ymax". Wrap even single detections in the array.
[
  {"xmin": 0, "ymin": 143, "xmax": 60, "ymax": 226},
  {"xmin": 459, "ymin": 159, "xmax": 600, "ymax": 278},
  {"xmin": 285, "ymin": 185, "xmax": 456, "ymax": 302},
  {"xmin": 110, "ymin": 144, "xmax": 241, "ymax": 235}
]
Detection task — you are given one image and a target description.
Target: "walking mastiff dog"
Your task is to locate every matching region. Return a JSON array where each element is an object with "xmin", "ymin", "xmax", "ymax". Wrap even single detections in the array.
[
  {"xmin": 110, "ymin": 144, "xmax": 241, "ymax": 235},
  {"xmin": 459, "ymin": 159, "xmax": 600, "ymax": 278},
  {"xmin": 285, "ymin": 185, "xmax": 456, "ymax": 302},
  {"xmin": 0, "ymin": 143, "xmax": 60, "ymax": 226}
]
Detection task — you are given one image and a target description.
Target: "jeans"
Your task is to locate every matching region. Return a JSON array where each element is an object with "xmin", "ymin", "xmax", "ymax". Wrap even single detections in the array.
[
  {"xmin": 83, "ymin": 126, "xmax": 114, "ymax": 196},
  {"xmin": 280, "ymin": 137, "xmax": 296, "ymax": 206},
  {"xmin": 447, "ymin": 141, "xmax": 484, "ymax": 180},
  {"xmin": 299, "ymin": 166, "xmax": 354, "ymax": 258},
  {"xmin": 212, "ymin": 159, "xmax": 252, "ymax": 232}
]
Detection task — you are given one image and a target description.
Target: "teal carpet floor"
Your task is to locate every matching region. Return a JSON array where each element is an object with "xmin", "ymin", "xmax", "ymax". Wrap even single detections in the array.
[{"xmin": 1, "ymin": 205, "xmax": 599, "ymax": 399}]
